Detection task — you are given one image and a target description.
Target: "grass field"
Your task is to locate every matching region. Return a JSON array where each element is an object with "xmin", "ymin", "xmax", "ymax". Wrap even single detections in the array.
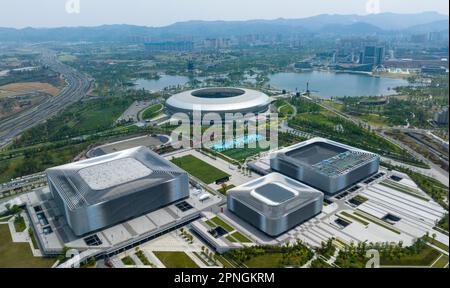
[
  {"xmin": 244, "ymin": 253, "xmax": 285, "ymax": 268},
  {"xmin": 0, "ymin": 141, "xmax": 91, "ymax": 183},
  {"xmin": 218, "ymin": 184, "xmax": 235, "ymax": 195},
  {"xmin": 432, "ymin": 254, "xmax": 449, "ymax": 268},
  {"xmin": 340, "ymin": 211, "xmax": 369, "ymax": 226},
  {"xmin": 230, "ymin": 231, "xmax": 252, "ymax": 243},
  {"xmin": 424, "ymin": 236, "xmax": 449, "ymax": 252},
  {"xmin": 14, "ymin": 215, "xmax": 26, "ymax": 232},
  {"xmin": 0, "ymin": 224, "xmax": 56, "ymax": 268},
  {"xmin": 278, "ymin": 103, "xmax": 295, "ymax": 117},
  {"xmin": 220, "ymin": 143, "xmax": 269, "ymax": 162},
  {"xmin": 121, "ymin": 256, "xmax": 135, "ymax": 265},
  {"xmin": 57, "ymin": 53, "xmax": 78, "ymax": 62},
  {"xmin": 381, "ymin": 246, "xmax": 441, "ymax": 266},
  {"xmin": 210, "ymin": 216, "xmax": 234, "ymax": 232},
  {"xmin": 380, "ymin": 180, "xmax": 429, "ymax": 201},
  {"xmin": 154, "ymin": 251, "xmax": 199, "ymax": 268},
  {"xmin": 141, "ymin": 103, "xmax": 163, "ymax": 120},
  {"xmin": 135, "ymin": 251, "xmax": 152, "ymax": 266},
  {"xmin": 171, "ymin": 155, "xmax": 229, "ymax": 184}
]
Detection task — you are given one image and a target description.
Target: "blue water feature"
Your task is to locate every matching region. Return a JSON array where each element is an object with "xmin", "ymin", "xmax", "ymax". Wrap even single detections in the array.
[{"xmin": 211, "ymin": 134, "xmax": 263, "ymax": 151}]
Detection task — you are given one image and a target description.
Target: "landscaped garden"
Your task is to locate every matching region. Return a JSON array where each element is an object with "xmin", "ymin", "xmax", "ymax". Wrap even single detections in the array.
[
  {"xmin": 170, "ymin": 155, "xmax": 229, "ymax": 184},
  {"xmin": 153, "ymin": 251, "xmax": 199, "ymax": 268},
  {"xmin": 141, "ymin": 103, "xmax": 164, "ymax": 120},
  {"xmin": 0, "ymin": 224, "xmax": 56, "ymax": 268},
  {"xmin": 225, "ymin": 241, "xmax": 313, "ymax": 268}
]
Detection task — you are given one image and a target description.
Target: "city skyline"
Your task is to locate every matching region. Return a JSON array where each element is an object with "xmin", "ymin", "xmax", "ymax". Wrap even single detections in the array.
[{"xmin": 0, "ymin": 0, "xmax": 448, "ymax": 28}]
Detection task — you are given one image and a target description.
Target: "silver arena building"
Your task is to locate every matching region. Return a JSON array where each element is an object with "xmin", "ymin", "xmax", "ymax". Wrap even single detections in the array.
[
  {"xmin": 271, "ymin": 138, "xmax": 380, "ymax": 196},
  {"xmin": 165, "ymin": 87, "xmax": 271, "ymax": 117},
  {"xmin": 227, "ymin": 173, "xmax": 323, "ymax": 236},
  {"xmin": 46, "ymin": 146, "xmax": 189, "ymax": 236}
]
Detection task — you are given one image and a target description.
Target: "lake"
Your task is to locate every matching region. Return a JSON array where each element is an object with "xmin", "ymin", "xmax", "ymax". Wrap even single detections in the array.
[
  {"xmin": 132, "ymin": 75, "xmax": 191, "ymax": 91},
  {"xmin": 269, "ymin": 71, "xmax": 410, "ymax": 98}
]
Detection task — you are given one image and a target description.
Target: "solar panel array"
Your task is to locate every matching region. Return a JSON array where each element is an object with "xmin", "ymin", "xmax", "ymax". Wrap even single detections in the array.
[{"xmin": 313, "ymin": 151, "xmax": 377, "ymax": 177}]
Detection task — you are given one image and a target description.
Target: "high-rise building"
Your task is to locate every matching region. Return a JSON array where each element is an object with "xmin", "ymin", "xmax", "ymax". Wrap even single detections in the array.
[{"xmin": 362, "ymin": 46, "xmax": 385, "ymax": 67}]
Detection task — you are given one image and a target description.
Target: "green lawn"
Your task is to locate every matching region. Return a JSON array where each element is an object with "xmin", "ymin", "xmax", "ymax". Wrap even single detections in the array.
[
  {"xmin": 210, "ymin": 216, "xmax": 234, "ymax": 232},
  {"xmin": 141, "ymin": 103, "xmax": 163, "ymax": 120},
  {"xmin": 380, "ymin": 181, "xmax": 429, "ymax": 201},
  {"xmin": 381, "ymin": 246, "xmax": 441, "ymax": 266},
  {"xmin": 205, "ymin": 220, "xmax": 216, "ymax": 228},
  {"xmin": 244, "ymin": 253, "xmax": 285, "ymax": 268},
  {"xmin": 0, "ymin": 215, "xmax": 13, "ymax": 222},
  {"xmin": 340, "ymin": 212, "xmax": 369, "ymax": 226},
  {"xmin": 310, "ymin": 257, "xmax": 334, "ymax": 268},
  {"xmin": 14, "ymin": 215, "xmax": 27, "ymax": 232},
  {"xmin": 225, "ymin": 235, "xmax": 237, "ymax": 242},
  {"xmin": 57, "ymin": 53, "xmax": 77, "ymax": 62},
  {"xmin": 432, "ymin": 254, "xmax": 449, "ymax": 268},
  {"xmin": 121, "ymin": 256, "xmax": 135, "ymax": 265},
  {"xmin": 220, "ymin": 144, "xmax": 270, "ymax": 162},
  {"xmin": 218, "ymin": 184, "xmax": 235, "ymax": 195},
  {"xmin": 135, "ymin": 251, "xmax": 152, "ymax": 266},
  {"xmin": 424, "ymin": 236, "xmax": 449, "ymax": 252},
  {"xmin": 352, "ymin": 195, "xmax": 369, "ymax": 204},
  {"xmin": 354, "ymin": 211, "xmax": 401, "ymax": 234},
  {"xmin": 171, "ymin": 155, "xmax": 229, "ymax": 184},
  {"xmin": 216, "ymin": 254, "xmax": 236, "ymax": 268},
  {"xmin": 244, "ymin": 252, "xmax": 311, "ymax": 268},
  {"xmin": 230, "ymin": 231, "xmax": 252, "ymax": 243},
  {"xmin": 154, "ymin": 251, "xmax": 199, "ymax": 268},
  {"xmin": 0, "ymin": 224, "xmax": 56, "ymax": 268},
  {"xmin": 278, "ymin": 103, "xmax": 294, "ymax": 117}
]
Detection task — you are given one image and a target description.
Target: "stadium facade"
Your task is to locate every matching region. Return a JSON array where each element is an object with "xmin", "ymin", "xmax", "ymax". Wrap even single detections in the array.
[
  {"xmin": 270, "ymin": 138, "xmax": 380, "ymax": 195},
  {"xmin": 46, "ymin": 146, "xmax": 189, "ymax": 236},
  {"xmin": 166, "ymin": 87, "xmax": 271, "ymax": 117},
  {"xmin": 227, "ymin": 173, "xmax": 323, "ymax": 236}
]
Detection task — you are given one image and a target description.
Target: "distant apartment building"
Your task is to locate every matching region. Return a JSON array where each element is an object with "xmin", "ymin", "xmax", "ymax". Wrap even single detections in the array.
[
  {"xmin": 144, "ymin": 41, "xmax": 194, "ymax": 52},
  {"xmin": 434, "ymin": 106, "xmax": 449, "ymax": 125},
  {"xmin": 361, "ymin": 46, "xmax": 385, "ymax": 67},
  {"xmin": 203, "ymin": 38, "xmax": 231, "ymax": 50}
]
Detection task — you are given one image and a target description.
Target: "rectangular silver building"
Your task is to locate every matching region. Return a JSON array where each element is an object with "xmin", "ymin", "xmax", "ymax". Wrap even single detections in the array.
[
  {"xmin": 227, "ymin": 173, "xmax": 323, "ymax": 236},
  {"xmin": 270, "ymin": 138, "xmax": 380, "ymax": 195},
  {"xmin": 47, "ymin": 146, "xmax": 189, "ymax": 236}
]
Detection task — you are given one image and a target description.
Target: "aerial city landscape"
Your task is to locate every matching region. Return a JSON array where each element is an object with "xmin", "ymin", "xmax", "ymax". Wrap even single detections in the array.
[{"xmin": 0, "ymin": 0, "xmax": 449, "ymax": 271}]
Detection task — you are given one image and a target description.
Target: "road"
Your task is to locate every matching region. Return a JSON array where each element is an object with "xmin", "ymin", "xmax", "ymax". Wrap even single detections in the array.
[
  {"xmin": 0, "ymin": 50, "xmax": 92, "ymax": 148},
  {"xmin": 312, "ymin": 99, "xmax": 449, "ymax": 187}
]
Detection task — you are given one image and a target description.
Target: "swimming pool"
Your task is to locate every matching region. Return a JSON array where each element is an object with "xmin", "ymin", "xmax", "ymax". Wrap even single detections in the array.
[{"xmin": 211, "ymin": 134, "xmax": 263, "ymax": 151}]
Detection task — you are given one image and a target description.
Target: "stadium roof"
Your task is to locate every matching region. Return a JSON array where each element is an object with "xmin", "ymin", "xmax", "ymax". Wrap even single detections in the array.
[
  {"xmin": 46, "ymin": 146, "xmax": 187, "ymax": 211},
  {"xmin": 274, "ymin": 138, "xmax": 379, "ymax": 177},
  {"xmin": 228, "ymin": 173, "xmax": 323, "ymax": 217},
  {"xmin": 166, "ymin": 87, "xmax": 271, "ymax": 113}
]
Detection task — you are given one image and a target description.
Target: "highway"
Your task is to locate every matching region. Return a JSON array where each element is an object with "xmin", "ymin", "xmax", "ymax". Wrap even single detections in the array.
[{"xmin": 0, "ymin": 50, "xmax": 92, "ymax": 148}]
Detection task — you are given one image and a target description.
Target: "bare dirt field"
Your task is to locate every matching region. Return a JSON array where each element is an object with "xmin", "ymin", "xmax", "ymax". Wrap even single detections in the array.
[{"xmin": 0, "ymin": 82, "xmax": 61, "ymax": 98}]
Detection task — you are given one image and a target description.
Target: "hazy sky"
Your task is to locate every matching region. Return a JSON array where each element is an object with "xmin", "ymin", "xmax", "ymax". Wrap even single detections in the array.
[{"xmin": 0, "ymin": 0, "xmax": 448, "ymax": 28}]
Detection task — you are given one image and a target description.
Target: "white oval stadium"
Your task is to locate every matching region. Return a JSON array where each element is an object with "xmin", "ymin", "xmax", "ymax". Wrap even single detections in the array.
[{"xmin": 165, "ymin": 87, "xmax": 271, "ymax": 116}]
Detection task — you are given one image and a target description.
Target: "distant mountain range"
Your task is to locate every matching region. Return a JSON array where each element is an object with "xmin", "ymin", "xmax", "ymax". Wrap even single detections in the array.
[{"xmin": 0, "ymin": 12, "xmax": 448, "ymax": 42}]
